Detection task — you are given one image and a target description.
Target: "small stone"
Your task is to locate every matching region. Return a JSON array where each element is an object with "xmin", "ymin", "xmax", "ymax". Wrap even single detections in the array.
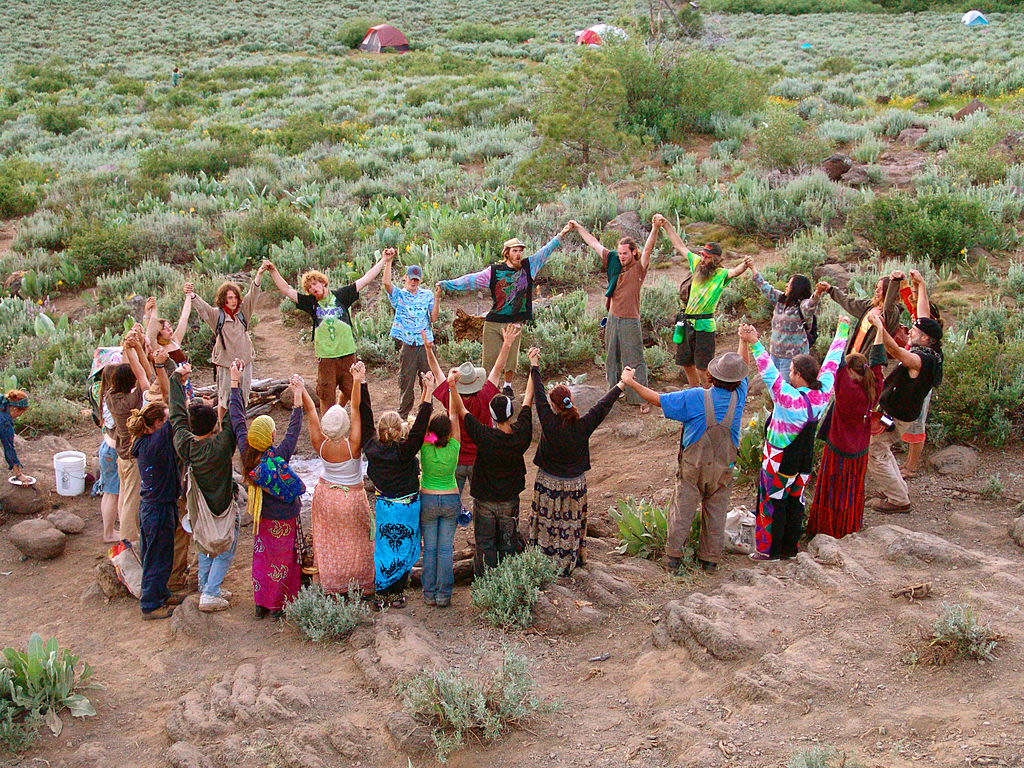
[
  {"xmin": 47, "ymin": 509, "xmax": 86, "ymax": 534},
  {"xmin": 605, "ymin": 210, "xmax": 645, "ymax": 239},
  {"xmin": 953, "ymin": 98, "xmax": 986, "ymax": 121},
  {"xmin": 896, "ymin": 127, "xmax": 927, "ymax": 146},
  {"xmin": 386, "ymin": 711, "xmax": 432, "ymax": 756},
  {"xmin": 79, "ymin": 582, "xmax": 105, "ymax": 604},
  {"xmin": 841, "ymin": 165, "xmax": 873, "ymax": 187},
  {"xmin": 95, "ymin": 561, "xmax": 130, "ymax": 599},
  {"xmin": 1009, "ymin": 516, "xmax": 1024, "ymax": 550},
  {"xmin": 927, "ymin": 445, "xmax": 978, "ymax": 476},
  {"xmin": 8, "ymin": 518, "xmax": 66, "ymax": 559},
  {"xmin": 821, "ymin": 153, "xmax": 853, "ymax": 182}
]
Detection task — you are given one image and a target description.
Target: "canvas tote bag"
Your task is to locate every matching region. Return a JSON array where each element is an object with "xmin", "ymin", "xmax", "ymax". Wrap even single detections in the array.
[{"xmin": 185, "ymin": 465, "xmax": 237, "ymax": 557}]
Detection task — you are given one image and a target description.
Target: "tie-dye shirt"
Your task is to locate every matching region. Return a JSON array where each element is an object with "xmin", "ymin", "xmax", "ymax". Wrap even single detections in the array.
[
  {"xmin": 437, "ymin": 237, "xmax": 561, "ymax": 294},
  {"xmin": 752, "ymin": 321, "xmax": 849, "ymax": 450}
]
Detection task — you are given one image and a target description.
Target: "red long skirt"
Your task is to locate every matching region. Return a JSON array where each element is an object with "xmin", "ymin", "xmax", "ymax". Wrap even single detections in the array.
[{"xmin": 807, "ymin": 446, "xmax": 868, "ymax": 540}]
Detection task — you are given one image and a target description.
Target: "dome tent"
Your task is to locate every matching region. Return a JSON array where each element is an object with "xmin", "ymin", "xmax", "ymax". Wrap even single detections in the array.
[
  {"xmin": 358, "ymin": 24, "xmax": 410, "ymax": 53},
  {"xmin": 961, "ymin": 10, "xmax": 988, "ymax": 26},
  {"xmin": 574, "ymin": 24, "xmax": 627, "ymax": 47}
]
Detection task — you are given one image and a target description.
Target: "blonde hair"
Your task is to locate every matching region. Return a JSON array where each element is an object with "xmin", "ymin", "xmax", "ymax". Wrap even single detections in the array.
[
  {"xmin": 300, "ymin": 270, "xmax": 329, "ymax": 294},
  {"xmin": 377, "ymin": 411, "xmax": 407, "ymax": 445},
  {"xmin": 127, "ymin": 402, "xmax": 167, "ymax": 438}
]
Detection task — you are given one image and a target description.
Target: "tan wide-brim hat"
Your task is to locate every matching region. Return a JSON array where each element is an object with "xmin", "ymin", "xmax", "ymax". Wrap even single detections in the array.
[
  {"xmin": 707, "ymin": 352, "xmax": 748, "ymax": 383},
  {"xmin": 456, "ymin": 361, "xmax": 487, "ymax": 395},
  {"xmin": 502, "ymin": 237, "xmax": 526, "ymax": 251}
]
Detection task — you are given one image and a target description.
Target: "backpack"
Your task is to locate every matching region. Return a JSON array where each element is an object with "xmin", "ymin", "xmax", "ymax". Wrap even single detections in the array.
[
  {"xmin": 796, "ymin": 303, "xmax": 818, "ymax": 349},
  {"xmin": 215, "ymin": 308, "xmax": 248, "ymax": 351}
]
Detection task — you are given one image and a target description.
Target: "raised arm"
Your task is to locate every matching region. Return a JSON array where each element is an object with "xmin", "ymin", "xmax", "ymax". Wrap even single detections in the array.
[
  {"xmin": 348, "ymin": 363, "xmax": 363, "ymax": 456},
  {"xmin": 299, "ymin": 384, "xmax": 325, "ymax": 449},
  {"xmin": 357, "ymin": 381, "xmax": 374, "ymax": 444},
  {"xmin": 739, "ymin": 324, "xmax": 782, "ymax": 403},
  {"xmin": 400, "ymin": 374, "xmax": 435, "ymax": 459},
  {"xmin": 188, "ymin": 287, "xmax": 218, "ymax": 329},
  {"xmin": 382, "ymin": 254, "xmax": 394, "ymax": 297},
  {"xmin": 640, "ymin": 216, "xmax": 662, "ymax": 270},
  {"xmin": 825, "ymin": 284, "xmax": 866, "ymax": 318},
  {"xmin": 449, "ymin": 380, "xmax": 467, "ymax": 420},
  {"xmin": 527, "ymin": 349, "xmax": 556, "ymax": 430},
  {"xmin": 124, "ymin": 339, "xmax": 151, "ymax": 393},
  {"xmin": 527, "ymin": 223, "xmax": 572, "ymax": 279},
  {"xmin": 816, "ymin": 318, "xmax": 851, "ymax": 397},
  {"xmin": 659, "ymin": 219, "xmax": 691, "ymax": 260},
  {"xmin": 446, "ymin": 369, "xmax": 461, "ymax": 445},
  {"xmin": 144, "ymin": 296, "xmax": 160, "ymax": 349},
  {"xmin": 168, "ymin": 367, "xmax": 195, "ymax": 459},
  {"xmin": 240, "ymin": 266, "xmax": 263, "ymax": 319},
  {"xmin": 738, "ymin": 327, "xmax": 752, "ymax": 365},
  {"xmin": 430, "ymin": 284, "xmax": 440, "ymax": 324},
  {"xmin": 572, "ymin": 221, "xmax": 609, "ymax": 259},
  {"xmin": 421, "ymin": 330, "xmax": 444, "ymax": 385},
  {"xmin": 174, "ymin": 291, "xmax": 192, "ymax": 342},
  {"xmin": 868, "ymin": 309, "xmax": 922, "ymax": 373},
  {"xmin": 355, "ymin": 249, "xmax": 391, "ymax": 292},
  {"xmin": 228, "ymin": 360, "xmax": 249, "ymax": 453},
  {"xmin": 522, "ymin": 366, "xmax": 535, "ymax": 408},
  {"xmin": 621, "ymin": 367, "xmax": 662, "ymax": 408},
  {"xmin": 438, "ymin": 265, "xmax": 491, "ymax": 293},
  {"xmin": 909, "ymin": 269, "xmax": 931, "ymax": 320},
  {"xmin": 751, "ymin": 269, "xmax": 782, "ymax": 305},
  {"xmin": 152, "ymin": 347, "xmax": 171, "ymax": 401},
  {"xmin": 264, "ymin": 261, "xmax": 299, "ymax": 303},
  {"xmin": 487, "ymin": 324, "xmax": 522, "ymax": 387},
  {"xmin": 276, "ymin": 376, "xmax": 305, "ymax": 461},
  {"xmin": 726, "ymin": 258, "xmax": 751, "ymax": 280}
]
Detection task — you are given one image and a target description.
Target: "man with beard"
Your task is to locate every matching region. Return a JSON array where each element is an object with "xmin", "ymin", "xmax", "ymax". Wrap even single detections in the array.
[
  {"xmin": 660, "ymin": 219, "xmax": 751, "ymax": 387},
  {"xmin": 863, "ymin": 307, "xmax": 944, "ymax": 513}
]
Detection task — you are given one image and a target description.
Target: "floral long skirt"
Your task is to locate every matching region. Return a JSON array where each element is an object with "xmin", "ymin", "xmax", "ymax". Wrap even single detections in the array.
[
  {"xmin": 312, "ymin": 480, "xmax": 374, "ymax": 595},
  {"xmin": 252, "ymin": 517, "xmax": 301, "ymax": 610}
]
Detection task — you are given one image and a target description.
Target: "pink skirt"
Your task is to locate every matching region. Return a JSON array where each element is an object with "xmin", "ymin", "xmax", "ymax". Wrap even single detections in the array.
[
  {"xmin": 252, "ymin": 517, "xmax": 301, "ymax": 610},
  {"xmin": 312, "ymin": 480, "xmax": 375, "ymax": 595}
]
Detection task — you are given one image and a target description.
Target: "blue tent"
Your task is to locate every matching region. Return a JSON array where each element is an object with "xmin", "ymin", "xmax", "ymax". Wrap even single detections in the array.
[{"xmin": 961, "ymin": 10, "xmax": 988, "ymax": 26}]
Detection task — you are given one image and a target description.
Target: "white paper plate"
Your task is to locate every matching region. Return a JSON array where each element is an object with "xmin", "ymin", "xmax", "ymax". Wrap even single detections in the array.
[{"xmin": 8, "ymin": 475, "xmax": 37, "ymax": 487}]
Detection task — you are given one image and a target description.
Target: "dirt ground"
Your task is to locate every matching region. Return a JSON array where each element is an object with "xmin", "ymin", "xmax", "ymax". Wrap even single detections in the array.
[{"xmin": 3, "ymin": 243, "xmax": 1024, "ymax": 768}]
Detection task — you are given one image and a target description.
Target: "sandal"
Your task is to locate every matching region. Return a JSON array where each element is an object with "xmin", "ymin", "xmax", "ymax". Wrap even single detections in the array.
[{"xmin": 901, "ymin": 469, "xmax": 919, "ymax": 480}]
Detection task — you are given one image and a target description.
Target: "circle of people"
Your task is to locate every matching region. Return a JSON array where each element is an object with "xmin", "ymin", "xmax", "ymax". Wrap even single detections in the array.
[{"xmin": 0, "ymin": 214, "xmax": 943, "ymax": 619}]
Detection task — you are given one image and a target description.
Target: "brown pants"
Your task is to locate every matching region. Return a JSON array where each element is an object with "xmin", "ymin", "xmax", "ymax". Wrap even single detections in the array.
[
  {"xmin": 116, "ymin": 457, "xmax": 141, "ymax": 544},
  {"xmin": 316, "ymin": 353, "xmax": 356, "ymax": 411},
  {"xmin": 666, "ymin": 460, "xmax": 732, "ymax": 563},
  {"xmin": 168, "ymin": 498, "xmax": 191, "ymax": 592},
  {"xmin": 482, "ymin": 320, "xmax": 522, "ymax": 380},
  {"xmin": 398, "ymin": 343, "xmax": 429, "ymax": 419},
  {"xmin": 867, "ymin": 419, "xmax": 912, "ymax": 506}
]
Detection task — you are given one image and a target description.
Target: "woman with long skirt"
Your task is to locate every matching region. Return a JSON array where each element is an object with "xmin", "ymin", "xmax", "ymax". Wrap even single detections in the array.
[
  {"xmin": 300, "ymin": 361, "xmax": 374, "ymax": 595},
  {"xmin": 739, "ymin": 318, "xmax": 849, "ymax": 560},
  {"xmin": 807, "ymin": 345, "xmax": 885, "ymax": 539},
  {"xmin": 526, "ymin": 346, "xmax": 623, "ymax": 576},
  {"xmin": 358, "ymin": 371, "xmax": 434, "ymax": 610},
  {"xmin": 230, "ymin": 361, "xmax": 306, "ymax": 619}
]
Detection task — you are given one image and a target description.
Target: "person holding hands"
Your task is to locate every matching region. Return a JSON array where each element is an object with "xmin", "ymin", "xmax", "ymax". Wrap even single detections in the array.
[{"xmin": 383, "ymin": 256, "xmax": 440, "ymax": 418}]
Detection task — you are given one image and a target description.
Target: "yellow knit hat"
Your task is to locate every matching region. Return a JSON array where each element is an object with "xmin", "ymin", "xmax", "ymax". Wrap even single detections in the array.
[{"xmin": 247, "ymin": 415, "xmax": 275, "ymax": 451}]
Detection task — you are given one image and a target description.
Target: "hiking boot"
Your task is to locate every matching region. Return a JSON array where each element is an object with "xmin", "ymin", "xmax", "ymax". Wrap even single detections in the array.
[
  {"xmin": 217, "ymin": 590, "xmax": 232, "ymax": 601},
  {"xmin": 165, "ymin": 591, "xmax": 188, "ymax": 606},
  {"xmin": 663, "ymin": 555, "xmax": 681, "ymax": 571},
  {"xmin": 142, "ymin": 605, "xmax": 174, "ymax": 621},
  {"xmin": 871, "ymin": 498, "xmax": 912, "ymax": 514},
  {"xmin": 698, "ymin": 559, "xmax": 718, "ymax": 573},
  {"xmin": 198, "ymin": 595, "xmax": 230, "ymax": 613}
]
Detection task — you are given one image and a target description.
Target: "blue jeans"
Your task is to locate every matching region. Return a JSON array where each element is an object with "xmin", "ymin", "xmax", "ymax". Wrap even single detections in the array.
[
  {"xmin": 771, "ymin": 355, "xmax": 792, "ymax": 386},
  {"xmin": 95, "ymin": 441, "xmax": 120, "ymax": 496},
  {"xmin": 198, "ymin": 515, "xmax": 240, "ymax": 598},
  {"xmin": 420, "ymin": 493, "xmax": 460, "ymax": 602},
  {"xmin": 139, "ymin": 500, "xmax": 176, "ymax": 613}
]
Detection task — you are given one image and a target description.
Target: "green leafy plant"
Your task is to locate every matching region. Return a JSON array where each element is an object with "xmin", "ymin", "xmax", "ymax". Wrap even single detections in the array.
[
  {"xmin": 734, "ymin": 408, "xmax": 768, "ymax": 482},
  {"xmin": 611, "ymin": 497, "xmax": 668, "ymax": 560},
  {"xmin": 284, "ymin": 584, "xmax": 370, "ymax": 642},
  {"xmin": 1, "ymin": 634, "xmax": 97, "ymax": 740},
  {"xmin": 36, "ymin": 104, "xmax": 87, "ymax": 135},
  {"xmin": 400, "ymin": 649, "xmax": 553, "ymax": 763},
  {"xmin": 446, "ymin": 22, "xmax": 535, "ymax": 44},
  {"xmin": 470, "ymin": 547, "xmax": 558, "ymax": 629},
  {"xmin": 336, "ymin": 17, "xmax": 381, "ymax": 48}
]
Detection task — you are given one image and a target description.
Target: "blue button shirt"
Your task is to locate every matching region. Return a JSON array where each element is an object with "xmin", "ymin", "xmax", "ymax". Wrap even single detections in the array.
[
  {"xmin": 388, "ymin": 286, "xmax": 435, "ymax": 345},
  {"xmin": 659, "ymin": 380, "xmax": 748, "ymax": 448}
]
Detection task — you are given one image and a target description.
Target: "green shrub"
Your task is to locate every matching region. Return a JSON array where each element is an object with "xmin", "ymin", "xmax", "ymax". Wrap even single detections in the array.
[
  {"xmin": 754, "ymin": 107, "xmax": 831, "ymax": 171},
  {"xmin": 639, "ymin": 276, "xmax": 679, "ymax": 337},
  {"xmin": 19, "ymin": 61, "xmax": 74, "ymax": 94},
  {"xmin": 36, "ymin": 105, "xmax": 87, "ymax": 135},
  {"xmin": 789, "ymin": 746, "xmax": 865, "ymax": 768},
  {"xmin": 735, "ymin": 408, "xmax": 769, "ymax": 483},
  {"xmin": 273, "ymin": 114, "xmax": 364, "ymax": 154},
  {"xmin": 109, "ymin": 75, "xmax": 145, "ymax": 96},
  {"xmin": 611, "ymin": 497, "xmax": 668, "ymax": 560},
  {"xmin": 0, "ymin": 176, "xmax": 37, "ymax": 219},
  {"xmin": 284, "ymin": 584, "xmax": 369, "ymax": 642},
  {"xmin": 930, "ymin": 332, "xmax": 1024, "ymax": 447},
  {"xmin": 926, "ymin": 603, "xmax": 1000, "ymax": 664},
  {"xmin": 337, "ymin": 17, "xmax": 380, "ymax": 49},
  {"xmin": 0, "ymin": 699, "xmax": 40, "ymax": 754},
  {"xmin": 447, "ymin": 22, "xmax": 535, "ymax": 44},
  {"xmin": 944, "ymin": 121, "xmax": 1023, "ymax": 185},
  {"xmin": 527, "ymin": 290, "xmax": 602, "ymax": 371},
  {"xmin": 139, "ymin": 142, "xmax": 250, "ymax": 178},
  {"xmin": 1, "ymin": 633, "xmax": 96, "ymax": 741},
  {"xmin": 470, "ymin": 547, "xmax": 558, "ymax": 629},
  {"xmin": 400, "ymin": 650, "xmax": 552, "ymax": 763},
  {"xmin": 234, "ymin": 205, "xmax": 312, "ymax": 260},
  {"xmin": 317, "ymin": 156, "xmax": 362, "ymax": 181},
  {"xmin": 855, "ymin": 192, "xmax": 1004, "ymax": 264},
  {"xmin": 66, "ymin": 220, "xmax": 140, "ymax": 282}
]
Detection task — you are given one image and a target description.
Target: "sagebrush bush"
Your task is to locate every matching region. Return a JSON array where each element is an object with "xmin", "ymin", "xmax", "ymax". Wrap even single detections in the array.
[
  {"xmin": 0, "ymin": 176, "xmax": 37, "ymax": 219},
  {"xmin": 470, "ymin": 547, "xmax": 558, "ymax": 629},
  {"xmin": 944, "ymin": 121, "xmax": 1022, "ymax": 185},
  {"xmin": 754, "ymin": 107, "xmax": 831, "ymax": 171},
  {"xmin": 447, "ymin": 22, "xmax": 534, "ymax": 44},
  {"xmin": 139, "ymin": 141, "xmax": 250, "ymax": 178},
  {"xmin": 36, "ymin": 105, "xmax": 87, "ymax": 135},
  {"xmin": 274, "ymin": 114, "xmax": 364, "ymax": 154},
  {"xmin": 66, "ymin": 220, "xmax": 140, "ymax": 282},
  {"xmin": 926, "ymin": 603, "xmax": 1000, "ymax": 664},
  {"xmin": 930, "ymin": 332, "xmax": 1024, "ymax": 447},
  {"xmin": 526, "ymin": 290, "xmax": 602, "ymax": 371},
  {"xmin": 284, "ymin": 584, "xmax": 369, "ymax": 642},
  {"xmin": 788, "ymin": 746, "xmax": 865, "ymax": 768},
  {"xmin": 336, "ymin": 17, "xmax": 380, "ymax": 48},
  {"xmin": 234, "ymin": 205, "xmax": 312, "ymax": 260},
  {"xmin": 400, "ymin": 650, "xmax": 552, "ymax": 763}
]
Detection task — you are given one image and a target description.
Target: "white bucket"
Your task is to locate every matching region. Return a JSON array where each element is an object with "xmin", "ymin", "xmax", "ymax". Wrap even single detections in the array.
[{"xmin": 53, "ymin": 450, "xmax": 87, "ymax": 497}]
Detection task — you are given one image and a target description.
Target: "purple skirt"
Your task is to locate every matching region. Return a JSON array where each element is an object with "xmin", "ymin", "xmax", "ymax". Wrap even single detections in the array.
[{"xmin": 252, "ymin": 517, "xmax": 301, "ymax": 610}]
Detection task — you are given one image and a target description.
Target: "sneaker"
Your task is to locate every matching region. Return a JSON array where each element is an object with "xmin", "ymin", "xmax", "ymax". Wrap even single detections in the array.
[
  {"xmin": 142, "ymin": 605, "xmax": 174, "ymax": 621},
  {"xmin": 748, "ymin": 552, "xmax": 771, "ymax": 561},
  {"xmin": 502, "ymin": 383, "xmax": 514, "ymax": 398},
  {"xmin": 198, "ymin": 595, "xmax": 230, "ymax": 613},
  {"xmin": 698, "ymin": 559, "xmax": 718, "ymax": 573},
  {"xmin": 218, "ymin": 590, "xmax": 232, "ymax": 601}
]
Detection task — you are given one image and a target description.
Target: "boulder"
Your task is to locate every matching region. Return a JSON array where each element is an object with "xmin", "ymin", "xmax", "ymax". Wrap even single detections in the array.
[
  {"xmin": 95, "ymin": 561, "xmax": 130, "ymax": 599},
  {"xmin": 47, "ymin": 509, "xmax": 86, "ymax": 534},
  {"xmin": 885, "ymin": 530, "xmax": 981, "ymax": 567},
  {"xmin": 0, "ymin": 482, "xmax": 45, "ymax": 516},
  {"xmin": 166, "ymin": 742, "xmax": 213, "ymax": 768},
  {"xmin": 567, "ymin": 384, "xmax": 607, "ymax": 414},
  {"xmin": 8, "ymin": 518, "xmax": 66, "ymax": 559},
  {"xmin": 386, "ymin": 711, "xmax": 433, "ymax": 756},
  {"xmin": 812, "ymin": 263, "xmax": 853, "ymax": 288},
  {"xmin": 1009, "ymin": 516, "xmax": 1024, "ymax": 549},
  {"xmin": 927, "ymin": 445, "xmax": 978, "ymax": 476},
  {"xmin": 34, "ymin": 435, "xmax": 74, "ymax": 455},
  {"xmin": 170, "ymin": 595, "xmax": 215, "ymax": 641},
  {"xmin": 911, "ymin": 100, "xmax": 929, "ymax": 111},
  {"xmin": 953, "ymin": 98, "xmax": 986, "ymax": 121},
  {"xmin": 896, "ymin": 127, "xmax": 927, "ymax": 146},
  {"xmin": 841, "ymin": 165, "xmax": 873, "ymax": 187},
  {"xmin": 605, "ymin": 210, "xmax": 645, "ymax": 239},
  {"xmin": 821, "ymin": 153, "xmax": 853, "ymax": 182}
]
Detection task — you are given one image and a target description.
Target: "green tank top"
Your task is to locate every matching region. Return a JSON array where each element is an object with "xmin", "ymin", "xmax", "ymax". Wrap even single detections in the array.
[{"xmin": 419, "ymin": 439, "xmax": 460, "ymax": 491}]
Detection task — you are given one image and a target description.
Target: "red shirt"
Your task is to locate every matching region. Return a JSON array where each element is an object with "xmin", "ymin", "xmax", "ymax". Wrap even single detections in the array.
[
  {"xmin": 433, "ymin": 379, "xmax": 498, "ymax": 467},
  {"xmin": 825, "ymin": 363, "xmax": 884, "ymax": 457}
]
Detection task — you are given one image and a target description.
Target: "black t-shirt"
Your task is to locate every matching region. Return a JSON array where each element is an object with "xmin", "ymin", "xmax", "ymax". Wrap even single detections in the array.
[
  {"xmin": 879, "ymin": 346, "xmax": 942, "ymax": 423},
  {"xmin": 464, "ymin": 408, "xmax": 533, "ymax": 502},
  {"xmin": 295, "ymin": 284, "xmax": 359, "ymax": 329}
]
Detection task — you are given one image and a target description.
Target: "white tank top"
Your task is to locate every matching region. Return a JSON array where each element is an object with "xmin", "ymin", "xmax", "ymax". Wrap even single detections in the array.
[{"xmin": 318, "ymin": 438, "xmax": 364, "ymax": 486}]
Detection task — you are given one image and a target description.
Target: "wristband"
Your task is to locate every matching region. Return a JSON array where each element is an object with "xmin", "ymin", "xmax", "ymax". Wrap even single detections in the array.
[{"xmin": 154, "ymin": 363, "xmax": 167, "ymax": 369}]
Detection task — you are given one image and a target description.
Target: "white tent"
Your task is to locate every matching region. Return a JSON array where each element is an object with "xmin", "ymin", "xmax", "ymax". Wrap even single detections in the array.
[
  {"xmin": 574, "ymin": 24, "xmax": 627, "ymax": 46},
  {"xmin": 961, "ymin": 10, "xmax": 988, "ymax": 26}
]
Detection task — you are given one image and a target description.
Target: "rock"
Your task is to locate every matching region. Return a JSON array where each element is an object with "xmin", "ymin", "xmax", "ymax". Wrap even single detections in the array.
[
  {"xmin": 614, "ymin": 420, "xmax": 642, "ymax": 440},
  {"xmin": 821, "ymin": 153, "xmax": 853, "ymax": 181},
  {"xmin": 79, "ymin": 582, "xmax": 105, "ymax": 604},
  {"xmin": 841, "ymin": 165, "xmax": 873, "ymax": 187},
  {"xmin": 0, "ymin": 482, "xmax": 45, "ymax": 516},
  {"xmin": 953, "ymin": 98, "xmax": 986, "ymax": 121},
  {"xmin": 47, "ymin": 509, "xmax": 86, "ymax": 534},
  {"xmin": 911, "ymin": 100, "xmax": 929, "ymax": 110},
  {"xmin": 875, "ymin": 94, "xmax": 890, "ymax": 105},
  {"xmin": 95, "ymin": 561, "xmax": 129, "ymax": 599},
  {"xmin": 807, "ymin": 533, "xmax": 843, "ymax": 565},
  {"xmin": 166, "ymin": 742, "xmax": 213, "ymax": 768},
  {"xmin": 586, "ymin": 513, "xmax": 616, "ymax": 540},
  {"xmin": 170, "ymin": 595, "xmax": 214, "ymax": 641},
  {"xmin": 927, "ymin": 445, "xmax": 978, "ymax": 476},
  {"xmin": 386, "ymin": 711, "xmax": 433, "ymax": 756},
  {"xmin": 794, "ymin": 552, "xmax": 842, "ymax": 594},
  {"xmin": 373, "ymin": 612, "xmax": 446, "ymax": 682},
  {"xmin": 664, "ymin": 597, "xmax": 757, "ymax": 661},
  {"xmin": 1009, "ymin": 516, "xmax": 1024, "ymax": 549},
  {"xmin": 8, "ymin": 518, "xmax": 66, "ymax": 559},
  {"xmin": 328, "ymin": 718, "xmax": 367, "ymax": 759},
  {"xmin": 812, "ymin": 263, "xmax": 852, "ymax": 289},
  {"xmin": 652, "ymin": 487, "xmax": 673, "ymax": 508},
  {"xmin": 885, "ymin": 530, "xmax": 981, "ymax": 567},
  {"xmin": 896, "ymin": 127, "xmax": 927, "ymax": 146},
  {"xmin": 605, "ymin": 210, "xmax": 645, "ymax": 238},
  {"xmin": 567, "ymin": 384, "xmax": 606, "ymax": 415}
]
